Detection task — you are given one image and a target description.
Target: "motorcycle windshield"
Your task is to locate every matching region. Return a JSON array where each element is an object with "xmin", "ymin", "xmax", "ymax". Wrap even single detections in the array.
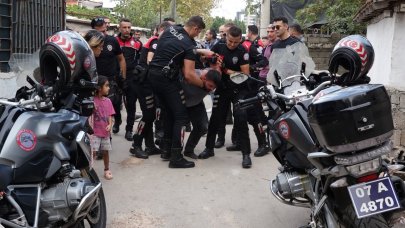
[{"xmin": 267, "ymin": 42, "xmax": 315, "ymax": 88}]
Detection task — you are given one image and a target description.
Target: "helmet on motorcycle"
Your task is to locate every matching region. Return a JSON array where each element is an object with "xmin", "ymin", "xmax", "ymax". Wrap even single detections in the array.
[
  {"xmin": 39, "ymin": 30, "xmax": 98, "ymax": 88},
  {"xmin": 328, "ymin": 35, "xmax": 374, "ymax": 83}
]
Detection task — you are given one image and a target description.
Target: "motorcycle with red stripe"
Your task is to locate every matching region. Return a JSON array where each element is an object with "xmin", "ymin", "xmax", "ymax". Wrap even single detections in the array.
[
  {"xmin": 0, "ymin": 31, "xmax": 106, "ymax": 227},
  {"xmin": 236, "ymin": 35, "xmax": 405, "ymax": 227}
]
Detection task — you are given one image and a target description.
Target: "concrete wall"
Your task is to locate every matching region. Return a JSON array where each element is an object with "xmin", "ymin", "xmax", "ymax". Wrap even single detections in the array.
[
  {"xmin": 367, "ymin": 13, "xmax": 405, "ymax": 90},
  {"xmin": 387, "ymin": 88, "xmax": 405, "ymax": 148},
  {"xmin": 366, "ymin": 11, "xmax": 405, "ymax": 149}
]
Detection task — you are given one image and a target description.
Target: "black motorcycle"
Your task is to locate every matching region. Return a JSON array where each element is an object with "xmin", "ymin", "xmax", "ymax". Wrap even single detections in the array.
[
  {"xmin": 234, "ymin": 71, "xmax": 405, "ymax": 227},
  {"xmin": 0, "ymin": 76, "xmax": 107, "ymax": 228}
]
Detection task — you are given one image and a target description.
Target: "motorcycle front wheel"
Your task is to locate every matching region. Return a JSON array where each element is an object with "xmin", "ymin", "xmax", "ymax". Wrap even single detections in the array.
[{"xmin": 73, "ymin": 169, "xmax": 107, "ymax": 228}]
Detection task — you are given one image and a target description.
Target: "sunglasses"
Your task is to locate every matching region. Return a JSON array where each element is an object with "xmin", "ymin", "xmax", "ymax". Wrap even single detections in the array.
[
  {"xmin": 271, "ymin": 25, "xmax": 282, "ymax": 30},
  {"xmin": 94, "ymin": 17, "xmax": 105, "ymax": 22}
]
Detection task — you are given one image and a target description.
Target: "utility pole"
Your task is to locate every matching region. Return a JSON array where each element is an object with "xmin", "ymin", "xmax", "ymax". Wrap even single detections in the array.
[{"xmin": 170, "ymin": 0, "xmax": 176, "ymax": 21}]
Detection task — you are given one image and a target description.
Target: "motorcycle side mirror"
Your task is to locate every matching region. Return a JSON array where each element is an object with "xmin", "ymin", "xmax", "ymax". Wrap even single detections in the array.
[{"xmin": 229, "ymin": 72, "xmax": 249, "ymax": 84}]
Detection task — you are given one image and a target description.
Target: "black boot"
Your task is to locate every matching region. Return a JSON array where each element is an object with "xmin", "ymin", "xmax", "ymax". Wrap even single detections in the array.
[
  {"xmin": 159, "ymin": 139, "xmax": 171, "ymax": 161},
  {"xmin": 226, "ymin": 144, "xmax": 241, "ymax": 151},
  {"xmin": 129, "ymin": 134, "xmax": 148, "ymax": 159},
  {"xmin": 242, "ymin": 154, "xmax": 252, "ymax": 168},
  {"xmin": 169, "ymin": 148, "xmax": 195, "ymax": 168},
  {"xmin": 144, "ymin": 127, "xmax": 162, "ymax": 155},
  {"xmin": 125, "ymin": 131, "xmax": 133, "ymax": 141},
  {"xmin": 183, "ymin": 146, "xmax": 198, "ymax": 159},
  {"xmin": 253, "ymin": 123, "xmax": 270, "ymax": 157},
  {"xmin": 112, "ymin": 119, "xmax": 121, "ymax": 134},
  {"xmin": 214, "ymin": 137, "xmax": 225, "ymax": 148},
  {"xmin": 198, "ymin": 148, "xmax": 215, "ymax": 159}
]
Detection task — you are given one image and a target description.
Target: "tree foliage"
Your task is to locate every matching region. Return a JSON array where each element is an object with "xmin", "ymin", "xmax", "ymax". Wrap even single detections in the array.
[
  {"xmin": 295, "ymin": 0, "xmax": 367, "ymax": 34},
  {"xmin": 208, "ymin": 16, "xmax": 246, "ymax": 34},
  {"xmin": 114, "ymin": 0, "xmax": 219, "ymax": 29},
  {"xmin": 66, "ymin": 5, "xmax": 118, "ymax": 22}
]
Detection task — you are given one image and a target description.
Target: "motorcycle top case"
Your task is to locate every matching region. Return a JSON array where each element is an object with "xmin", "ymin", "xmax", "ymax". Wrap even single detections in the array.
[{"xmin": 308, "ymin": 84, "xmax": 393, "ymax": 153}]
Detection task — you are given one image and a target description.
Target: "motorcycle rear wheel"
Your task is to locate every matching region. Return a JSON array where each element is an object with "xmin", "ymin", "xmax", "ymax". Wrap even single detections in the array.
[
  {"xmin": 72, "ymin": 169, "xmax": 107, "ymax": 228},
  {"xmin": 340, "ymin": 204, "xmax": 389, "ymax": 228}
]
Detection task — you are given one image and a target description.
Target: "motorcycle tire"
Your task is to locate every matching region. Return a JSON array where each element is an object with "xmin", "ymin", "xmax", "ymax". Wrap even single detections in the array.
[
  {"xmin": 340, "ymin": 204, "xmax": 389, "ymax": 228},
  {"xmin": 72, "ymin": 169, "xmax": 107, "ymax": 228}
]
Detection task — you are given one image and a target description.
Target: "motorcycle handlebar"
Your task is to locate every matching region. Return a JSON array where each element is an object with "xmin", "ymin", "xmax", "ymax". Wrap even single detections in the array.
[
  {"xmin": 267, "ymin": 80, "xmax": 331, "ymax": 101},
  {"xmin": 237, "ymin": 96, "xmax": 260, "ymax": 107}
]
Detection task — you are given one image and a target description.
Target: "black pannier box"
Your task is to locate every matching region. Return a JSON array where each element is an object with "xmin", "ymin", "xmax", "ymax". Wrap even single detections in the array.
[{"xmin": 308, "ymin": 84, "xmax": 393, "ymax": 153}]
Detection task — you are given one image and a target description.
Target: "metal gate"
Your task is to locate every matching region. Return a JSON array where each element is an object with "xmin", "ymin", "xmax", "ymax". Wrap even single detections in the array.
[{"xmin": 0, "ymin": 0, "xmax": 65, "ymax": 72}]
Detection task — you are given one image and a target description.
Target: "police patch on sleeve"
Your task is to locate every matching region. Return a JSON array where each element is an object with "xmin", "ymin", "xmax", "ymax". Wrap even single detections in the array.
[
  {"xmin": 243, "ymin": 53, "xmax": 249, "ymax": 61},
  {"xmin": 152, "ymin": 43, "xmax": 157, "ymax": 50}
]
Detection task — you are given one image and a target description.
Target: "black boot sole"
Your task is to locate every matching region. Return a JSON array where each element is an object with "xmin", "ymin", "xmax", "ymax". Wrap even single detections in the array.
[{"xmin": 168, "ymin": 162, "xmax": 195, "ymax": 168}]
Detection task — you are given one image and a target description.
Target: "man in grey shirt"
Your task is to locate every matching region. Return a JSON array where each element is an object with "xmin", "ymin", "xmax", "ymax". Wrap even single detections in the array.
[{"xmin": 181, "ymin": 69, "xmax": 221, "ymax": 159}]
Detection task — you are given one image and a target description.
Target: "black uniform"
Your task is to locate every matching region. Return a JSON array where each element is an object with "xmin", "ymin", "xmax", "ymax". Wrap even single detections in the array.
[
  {"xmin": 139, "ymin": 36, "xmax": 165, "ymax": 144},
  {"xmin": 95, "ymin": 35, "xmax": 123, "ymax": 127},
  {"xmin": 203, "ymin": 42, "xmax": 251, "ymax": 156},
  {"xmin": 116, "ymin": 35, "xmax": 142, "ymax": 135},
  {"xmin": 242, "ymin": 38, "xmax": 269, "ymax": 155},
  {"xmin": 129, "ymin": 35, "xmax": 162, "ymax": 157},
  {"xmin": 148, "ymin": 25, "xmax": 197, "ymax": 163}
]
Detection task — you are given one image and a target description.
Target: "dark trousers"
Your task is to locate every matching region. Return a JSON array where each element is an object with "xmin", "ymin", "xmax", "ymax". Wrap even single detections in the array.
[
  {"xmin": 108, "ymin": 80, "xmax": 122, "ymax": 126},
  {"xmin": 148, "ymin": 69, "xmax": 188, "ymax": 157},
  {"xmin": 184, "ymin": 101, "xmax": 208, "ymax": 151},
  {"xmin": 124, "ymin": 70, "xmax": 156, "ymax": 131},
  {"xmin": 131, "ymin": 80, "xmax": 157, "ymax": 147},
  {"xmin": 205, "ymin": 86, "xmax": 251, "ymax": 155}
]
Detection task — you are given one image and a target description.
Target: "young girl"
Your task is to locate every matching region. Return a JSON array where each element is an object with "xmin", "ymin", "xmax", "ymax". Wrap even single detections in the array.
[{"xmin": 90, "ymin": 75, "xmax": 115, "ymax": 180}]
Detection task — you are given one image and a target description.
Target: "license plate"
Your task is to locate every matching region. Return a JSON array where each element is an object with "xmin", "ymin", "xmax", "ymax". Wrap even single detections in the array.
[{"xmin": 348, "ymin": 177, "xmax": 401, "ymax": 218}]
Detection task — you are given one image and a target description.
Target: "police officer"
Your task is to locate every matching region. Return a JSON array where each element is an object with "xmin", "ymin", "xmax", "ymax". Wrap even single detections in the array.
[
  {"xmin": 116, "ymin": 18, "xmax": 143, "ymax": 141},
  {"xmin": 214, "ymin": 22, "xmax": 236, "ymax": 149},
  {"xmin": 229, "ymin": 24, "xmax": 269, "ymax": 157},
  {"xmin": 128, "ymin": 21, "xmax": 171, "ymax": 159},
  {"xmin": 148, "ymin": 16, "xmax": 212, "ymax": 169},
  {"xmin": 91, "ymin": 17, "xmax": 126, "ymax": 134},
  {"xmin": 198, "ymin": 26, "xmax": 253, "ymax": 169}
]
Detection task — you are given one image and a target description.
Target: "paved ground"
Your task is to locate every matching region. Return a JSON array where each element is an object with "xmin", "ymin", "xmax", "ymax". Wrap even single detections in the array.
[{"xmin": 93, "ymin": 120, "xmax": 310, "ymax": 228}]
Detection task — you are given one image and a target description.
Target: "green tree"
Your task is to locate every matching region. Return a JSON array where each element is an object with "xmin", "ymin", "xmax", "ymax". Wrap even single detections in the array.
[
  {"xmin": 114, "ymin": 0, "xmax": 219, "ymax": 29},
  {"xmin": 207, "ymin": 16, "xmax": 246, "ymax": 34},
  {"xmin": 294, "ymin": 0, "xmax": 367, "ymax": 34},
  {"xmin": 66, "ymin": 5, "xmax": 118, "ymax": 22}
]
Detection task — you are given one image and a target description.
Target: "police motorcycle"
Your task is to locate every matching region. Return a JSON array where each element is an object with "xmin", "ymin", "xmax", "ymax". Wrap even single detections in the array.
[
  {"xmin": 0, "ymin": 31, "xmax": 106, "ymax": 228},
  {"xmin": 235, "ymin": 35, "xmax": 405, "ymax": 227}
]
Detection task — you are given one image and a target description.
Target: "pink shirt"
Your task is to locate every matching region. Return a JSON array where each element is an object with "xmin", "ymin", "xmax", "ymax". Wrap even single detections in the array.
[
  {"xmin": 92, "ymin": 96, "xmax": 115, "ymax": 138},
  {"xmin": 259, "ymin": 43, "xmax": 273, "ymax": 79}
]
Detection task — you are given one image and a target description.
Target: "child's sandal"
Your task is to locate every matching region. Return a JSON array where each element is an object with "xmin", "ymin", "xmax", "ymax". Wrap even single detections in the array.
[{"xmin": 104, "ymin": 170, "xmax": 113, "ymax": 180}]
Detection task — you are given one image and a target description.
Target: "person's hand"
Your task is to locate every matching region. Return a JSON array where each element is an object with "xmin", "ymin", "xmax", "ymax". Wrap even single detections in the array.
[
  {"xmin": 106, "ymin": 125, "xmax": 111, "ymax": 132},
  {"xmin": 197, "ymin": 49, "xmax": 215, "ymax": 57}
]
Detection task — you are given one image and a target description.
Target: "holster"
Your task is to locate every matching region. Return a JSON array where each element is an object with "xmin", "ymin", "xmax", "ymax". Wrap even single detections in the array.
[
  {"xmin": 132, "ymin": 65, "xmax": 148, "ymax": 83},
  {"xmin": 162, "ymin": 65, "xmax": 180, "ymax": 80}
]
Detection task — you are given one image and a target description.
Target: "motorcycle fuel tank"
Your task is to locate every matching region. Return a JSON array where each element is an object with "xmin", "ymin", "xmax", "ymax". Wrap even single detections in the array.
[
  {"xmin": 275, "ymin": 105, "xmax": 317, "ymax": 156},
  {"xmin": 0, "ymin": 108, "xmax": 79, "ymax": 183}
]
